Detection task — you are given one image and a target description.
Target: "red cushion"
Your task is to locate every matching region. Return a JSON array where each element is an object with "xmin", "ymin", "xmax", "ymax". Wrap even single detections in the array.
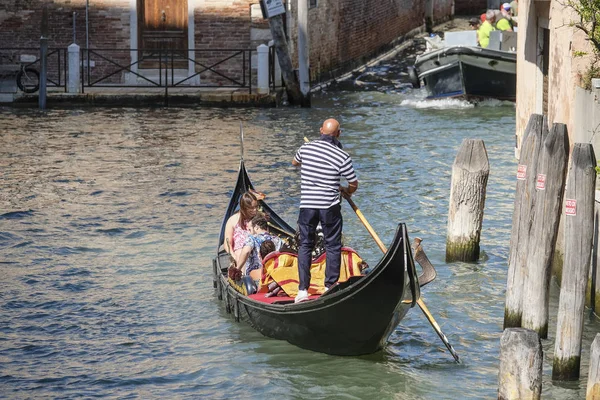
[{"xmin": 247, "ymin": 293, "xmax": 320, "ymax": 304}]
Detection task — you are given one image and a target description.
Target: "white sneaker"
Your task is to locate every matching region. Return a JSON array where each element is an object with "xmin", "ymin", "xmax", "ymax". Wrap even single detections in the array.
[{"xmin": 294, "ymin": 289, "xmax": 309, "ymax": 303}]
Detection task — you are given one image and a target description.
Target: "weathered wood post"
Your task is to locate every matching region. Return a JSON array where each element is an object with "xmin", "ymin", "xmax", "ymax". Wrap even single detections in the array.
[
  {"xmin": 588, "ymin": 203, "xmax": 600, "ymax": 314},
  {"xmin": 553, "ymin": 143, "xmax": 597, "ymax": 381},
  {"xmin": 498, "ymin": 328, "xmax": 543, "ymax": 400},
  {"xmin": 297, "ymin": 0, "xmax": 311, "ymax": 107},
  {"xmin": 504, "ymin": 114, "xmax": 547, "ymax": 328},
  {"xmin": 266, "ymin": 14, "xmax": 304, "ymax": 105},
  {"xmin": 588, "ymin": 334, "xmax": 600, "ymax": 399},
  {"xmin": 39, "ymin": 6, "xmax": 49, "ymax": 110},
  {"xmin": 445, "ymin": 139, "xmax": 489, "ymax": 262},
  {"xmin": 521, "ymin": 123, "xmax": 569, "ymax": 338}
]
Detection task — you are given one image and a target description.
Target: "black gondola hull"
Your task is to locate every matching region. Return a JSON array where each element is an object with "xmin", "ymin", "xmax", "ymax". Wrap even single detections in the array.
[{"xmin": 214, "ymin": 161, "xmax": 419, "ymax": 356}]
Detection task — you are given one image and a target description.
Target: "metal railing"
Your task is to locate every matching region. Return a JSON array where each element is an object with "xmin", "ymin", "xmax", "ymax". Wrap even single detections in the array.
[
  {"xmin": 0, "ymin": 47, "xmax": 67, "ymax": 92},
  {"xmin": 80, "ymin": 48, "xmax": 257, "ymax": 94}
]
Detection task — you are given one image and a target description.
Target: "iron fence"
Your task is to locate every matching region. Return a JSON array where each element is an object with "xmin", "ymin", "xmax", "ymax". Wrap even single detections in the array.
[
  {"xmin": 80, "ymin": 48, "xmax": 263, "ymax": 94},
  {"xmin": 0, "ymin": 47, "xmax": 67, "ymax": 92}
]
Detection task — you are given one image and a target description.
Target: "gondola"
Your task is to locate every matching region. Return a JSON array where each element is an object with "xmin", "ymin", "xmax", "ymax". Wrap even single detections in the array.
[{"xmin": 212, "ymin": 158, "xmax": 427, "ymax": 356}]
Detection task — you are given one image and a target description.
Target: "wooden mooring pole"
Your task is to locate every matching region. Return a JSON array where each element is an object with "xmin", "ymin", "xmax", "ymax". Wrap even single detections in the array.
[
  {"xmin": 39, "ymin": 7, "xmax": 49, "ymax": 110},
  {"xmin": 589, "ymin": 205, "xmax": 600, "ymax": 314},
  {"xmin": 553, "ymin": 143, "xmax": 596, "ymax": 381},
  {"xmin": 588, "ymin": 334, "xmax": 600, "ymax": 399},
  {"xmin": 266, "ymin": 14, "xmax": 304, "ymax": 106},
  {"xmin": 498, "ymin": 328, "xmax": 543, "ymax": 400},
  {"xmin": 521, "ymin": 123, "xmax": 569, "ymax": 338},
  {"xmin": 504, "ymin": 114, "xmax": 546, "ymax": 329},
  {"xmin": 446, "ymin": 139, "xmax": 489, "ymax": 262}
]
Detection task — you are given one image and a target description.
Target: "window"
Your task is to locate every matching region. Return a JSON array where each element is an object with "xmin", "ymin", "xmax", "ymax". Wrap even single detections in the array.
[{"xmin": 309, "ymin": 0, "xmax": 317, "ymax": 8}]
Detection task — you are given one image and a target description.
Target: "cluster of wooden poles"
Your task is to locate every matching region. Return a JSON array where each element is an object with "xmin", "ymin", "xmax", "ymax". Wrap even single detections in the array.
[{"xmin": 444, "ymin": 114, "xmax": 599, "ymax": 398}]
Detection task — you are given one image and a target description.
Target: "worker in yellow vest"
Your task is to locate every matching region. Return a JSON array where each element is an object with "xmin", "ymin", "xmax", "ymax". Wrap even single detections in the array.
[
  {"xmin": 478, "ymin": 10, "xmax": 497, "ymax": 48},
  {"xmin": 496, "ymin": 3, "xmax": 514, "ymax": 31}
]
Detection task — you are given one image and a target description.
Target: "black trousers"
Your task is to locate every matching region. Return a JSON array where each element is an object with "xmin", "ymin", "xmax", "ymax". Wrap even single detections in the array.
[{"xmin": 297, "ymin": 204, "xmax": 343, "ymax": 291}]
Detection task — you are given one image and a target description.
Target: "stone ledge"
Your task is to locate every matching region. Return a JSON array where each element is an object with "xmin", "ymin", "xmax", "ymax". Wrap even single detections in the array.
[{"xmin": 3, "ymin": 89, "xmax": 278, "ymax": 108}]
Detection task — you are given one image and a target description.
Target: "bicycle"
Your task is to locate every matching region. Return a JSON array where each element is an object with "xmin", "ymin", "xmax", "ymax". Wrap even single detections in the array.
[
  {"xmin": 0, "ymin": 52, "xmax": 40, "ymax": 93},
  {"xmin": 16, "ymin": 62, "xmax": 40, "ymax": 93}
]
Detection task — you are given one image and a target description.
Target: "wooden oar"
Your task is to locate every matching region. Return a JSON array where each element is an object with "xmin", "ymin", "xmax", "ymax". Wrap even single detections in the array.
[
  {"xmin": 344, "ymin": 195, "xmax": 460, "ymax": 363},
  {"xmin": 302, "ymin": 137, "xmax": 459, "ymax": 363}
]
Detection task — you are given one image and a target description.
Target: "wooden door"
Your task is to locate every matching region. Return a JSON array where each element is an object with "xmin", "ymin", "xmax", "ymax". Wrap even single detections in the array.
[{"xmin": 138, "ymin": 0, "xmax": 188, "ymax": 67}]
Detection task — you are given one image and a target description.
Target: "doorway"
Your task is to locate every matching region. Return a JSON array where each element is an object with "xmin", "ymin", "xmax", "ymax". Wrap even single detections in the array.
[
  {"xmin": 535, "ymin": 16, "xmax": 550, "ymax": 116},
  {"xmin": 137, "ymin": 0, "xmax": 189, "ymax": 68}
]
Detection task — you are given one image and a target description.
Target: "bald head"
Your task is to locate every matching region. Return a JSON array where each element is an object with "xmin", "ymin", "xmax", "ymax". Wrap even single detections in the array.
[{"xmin": 320, "ymin": 118, "xmax": 341, "ymax": 137}]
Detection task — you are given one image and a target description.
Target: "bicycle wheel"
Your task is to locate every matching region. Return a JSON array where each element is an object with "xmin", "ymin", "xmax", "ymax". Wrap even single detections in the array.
[{"xmin": 16, "ymin": 68, "xmax": 40, "ymax": 93}]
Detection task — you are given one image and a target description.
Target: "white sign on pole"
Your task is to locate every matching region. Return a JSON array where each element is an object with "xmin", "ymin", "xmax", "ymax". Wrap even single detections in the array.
[{"xmin": 263, "ymin": 0, "xmax": 286, "ymax": 18}]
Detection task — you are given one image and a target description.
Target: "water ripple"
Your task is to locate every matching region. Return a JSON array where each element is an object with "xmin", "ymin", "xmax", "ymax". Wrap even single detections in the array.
[{"xmin": 0, "ymin": 85, "xmax": 596, "ymax": 399}]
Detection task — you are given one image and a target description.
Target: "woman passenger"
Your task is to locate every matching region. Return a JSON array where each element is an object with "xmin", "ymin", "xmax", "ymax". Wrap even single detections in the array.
[{"xmin": 224, "ymin": 192, "xmax": 258, "ymax": 262}]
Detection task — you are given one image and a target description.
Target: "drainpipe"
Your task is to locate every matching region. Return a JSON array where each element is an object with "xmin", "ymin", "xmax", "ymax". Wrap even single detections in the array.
[
  {"xmin": 85, "ymin": 0, "xmax": 89, "ymax": 64},
  {"xmin": 297, "ymin": 0, "xmax": 310, "ymax": 106}
]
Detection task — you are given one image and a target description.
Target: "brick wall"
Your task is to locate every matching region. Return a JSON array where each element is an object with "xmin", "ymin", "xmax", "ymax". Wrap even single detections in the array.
[
  {"xmin": 0, "ymin": 0, "xmax": 130, "ymax": 85},
  {"xmin": 194, "ymin": 1, "xmax": 264, "ymax": 86},
  {"xmin": 0, "ymin": 0, "xmax": 447, "ymax": 88},
  {"xmin": 288, "ymin": 0, "xmax": 430, "ymax": 84},
  {"xmin": 433, "ymin": 0, "xmax": 454, "ymax": 25},
  {"xmin": 454, "ymin": 0, "xmax": 487, "ymax": 15}
]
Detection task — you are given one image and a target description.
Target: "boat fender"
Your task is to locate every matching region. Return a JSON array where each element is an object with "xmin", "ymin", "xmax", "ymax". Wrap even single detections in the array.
[
  {"xmin": 241, "ymin": 276, "xmax": 258, "ymax": 295},
  {"xmin": 233, "ymin": 297, "xmax": 240, "ymax": 322},
  {"xmin": 407, "ymin": 66, "xmax": 420, "ymax": 89},
  {"xmin": 217, "ymin": 277, "xmax": 223, "ymax": 300},
  {"xmin": 225, "ymin": 291, "xmax": 231, "ymax": 313},
  {"xmin": 212, "ymin": 259, "xmax": 218, "ymax": 289}
]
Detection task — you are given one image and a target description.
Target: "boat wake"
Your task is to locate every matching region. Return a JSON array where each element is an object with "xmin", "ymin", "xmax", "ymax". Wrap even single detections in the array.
[
  {"xmin": 400, "ymin": 97, "xmax": 515, "ymax": 110},
  {"xmin": 400, "ymin": 98, "xmax": 475, "ymax": 110}
]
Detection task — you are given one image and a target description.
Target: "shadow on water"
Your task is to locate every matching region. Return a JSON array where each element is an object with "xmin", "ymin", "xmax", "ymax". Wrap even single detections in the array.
[{"xmin": 0, "ymin": 43, "xmax": 598, "ymax": 398}]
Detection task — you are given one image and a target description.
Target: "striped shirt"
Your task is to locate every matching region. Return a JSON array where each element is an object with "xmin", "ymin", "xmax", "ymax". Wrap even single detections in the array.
[{"xmin": 294, "ymin": 138, "xmax": 357, "ymax": 209}]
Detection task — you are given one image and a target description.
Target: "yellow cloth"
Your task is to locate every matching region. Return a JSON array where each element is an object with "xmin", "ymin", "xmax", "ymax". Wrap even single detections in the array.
[
  {"xmin": 260, "ymin": 248, "xmax": 365, "ymax": 297},
  {"xmin": 496, "ymin": 18, "xmax": 512, "ymax": 31},
  {"xmin": 477, "ymin": 20, "xmax": 496, "ymax": 48}
]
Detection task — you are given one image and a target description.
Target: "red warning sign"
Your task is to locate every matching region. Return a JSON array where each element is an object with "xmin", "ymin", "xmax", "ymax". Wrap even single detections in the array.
[
  {"xmin": 517, "ymin": 164, "xmax": 527, "ymax": 180},
  {"xmin": 566, "ymin": 199, "xmax": 577, "ymax": 216},
  {"xmin": 536, "ymin": 174, "xmax": 546, "ymax": 190}
]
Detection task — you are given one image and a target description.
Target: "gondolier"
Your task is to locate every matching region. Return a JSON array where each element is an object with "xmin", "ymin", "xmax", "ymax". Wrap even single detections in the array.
[{"xmin": 292, "ymin": 118, "xmax": 359, "ymax": 303}]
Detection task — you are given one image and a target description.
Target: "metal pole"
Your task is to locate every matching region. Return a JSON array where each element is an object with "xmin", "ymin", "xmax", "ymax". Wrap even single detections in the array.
[
  {"xmin": 85, "ymin": 0, "xmax": 89, "ymax": 65},
  {"xmin": 39, "ymin": 7, "xmax": 48, "ymax": 110},
  {"xmin": 297, "ymin": 0, "xmax": 310, "ymax": 106},
  {"xmin": 72, "ymin": 12, "xmax": 77, "ymax": 43}
]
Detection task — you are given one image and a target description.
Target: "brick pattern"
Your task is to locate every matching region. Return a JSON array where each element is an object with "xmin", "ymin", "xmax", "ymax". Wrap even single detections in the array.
[
  {"xmin": 0, "ymin": 0, "xmax": 131, "ymax": 85},
  {"xmin": 288, "ymin": 0, "xmax": 452, "ymax": 83},
  {"xmin": 0, "ymin": 0, "xmax": 454, "ymax": 87},
  {"xmin": 454, "ymin": 0, "xmax": 487, "ymax": 15},
  {"xmin": 194, "ymin": 1, "xmax": 258, "ymax": 86}
]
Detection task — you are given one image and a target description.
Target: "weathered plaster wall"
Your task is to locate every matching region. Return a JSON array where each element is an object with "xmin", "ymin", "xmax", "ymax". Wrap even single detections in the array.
[
  {"xmin": 516, "ymin": 0, "xmax": 598, "ymax": 286},
  {"xmin": 516, "ymin": 0, "xmax": 594, "ymax": 155},
  {"xmin": 515, "ymin": 0, "xmax": 545, "ymax": 157}
]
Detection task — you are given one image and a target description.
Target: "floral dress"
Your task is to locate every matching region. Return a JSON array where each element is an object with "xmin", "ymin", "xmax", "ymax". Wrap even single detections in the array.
[
  {"xmin": 232, "ymin": 222, "xmax": 249, "ymax": 252},
  {"xmin": 243, "ymin": 232, "xmax": 282, "ymax": 275}
]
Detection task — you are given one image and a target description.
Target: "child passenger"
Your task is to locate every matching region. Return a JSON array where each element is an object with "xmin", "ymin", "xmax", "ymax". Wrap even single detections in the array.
[{"xmin": 236, "ymin": 213, "xmax": 282, "ymax": 284}]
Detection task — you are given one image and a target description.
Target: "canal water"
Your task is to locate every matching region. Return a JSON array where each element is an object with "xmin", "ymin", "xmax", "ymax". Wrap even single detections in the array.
[{"xmin": 2, "ymin": 60, "xmax": 599, "ymax": 399}]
